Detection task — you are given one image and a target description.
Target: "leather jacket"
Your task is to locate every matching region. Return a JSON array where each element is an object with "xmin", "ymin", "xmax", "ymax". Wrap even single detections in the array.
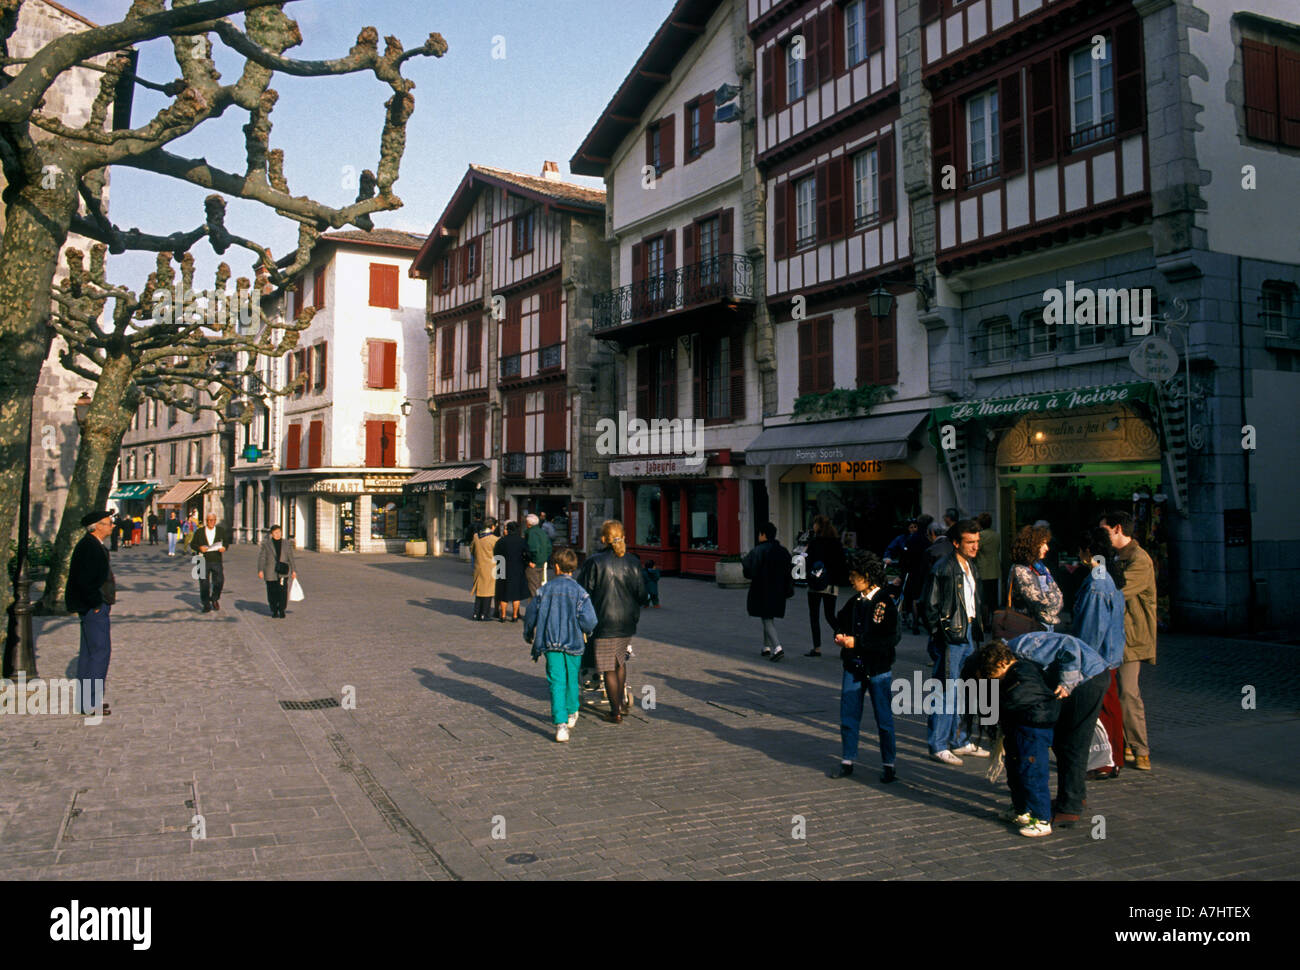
[
  {"xmin": 923, "ymin": 551, "xmax": 984, "ymax": 646},
  {"xmin": 574, "ymin": 547, "xmax": 646, "ymax": 640}
]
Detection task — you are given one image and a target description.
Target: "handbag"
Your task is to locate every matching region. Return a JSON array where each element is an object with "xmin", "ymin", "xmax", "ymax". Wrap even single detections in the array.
[
  {"xmin": 275, "ymin": 561, "xmax": 290, "ymax": 576},
  {"xmin": 992, "ymin": 582, "xmax": 1041, "ymax": 641},
  {"xmin": 288, "ymin": 577, "xmax": 305, "ymax": 602}
]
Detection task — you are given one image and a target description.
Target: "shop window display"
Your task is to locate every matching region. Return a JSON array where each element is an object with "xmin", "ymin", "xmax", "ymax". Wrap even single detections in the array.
[
  {"xmin": 636, "ymin": 484, "xmax": 661, "ymax": 545},
  {"xmin": 687, "ymin": 484, "xmax": 718, "ymax": 550}
]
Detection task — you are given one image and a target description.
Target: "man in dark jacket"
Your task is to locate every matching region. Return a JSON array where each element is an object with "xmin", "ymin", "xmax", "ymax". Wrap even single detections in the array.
[
  {"xmin": 190, "ymin": 511, "xmax": 229, "ymax": 613},
  {"xmin": 830, "ymin": 550, "xmax": 900, "ymax": 782},
  {"xmin": 922, "ymin": 518, "xmax": 988, "ymax": 764},
  {"xmin": 742, "ymin": 522, "xmax": 794, "ymax": 662},
  {"xmin": 67, "ymin": 510, "xmax": 116, "ymax": 716}
]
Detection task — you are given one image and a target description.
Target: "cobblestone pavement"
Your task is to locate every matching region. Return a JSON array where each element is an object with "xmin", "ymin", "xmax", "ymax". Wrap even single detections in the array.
[{"xmin": 3, "ymin": 544, "xmax": 1297, "ymax": 881}]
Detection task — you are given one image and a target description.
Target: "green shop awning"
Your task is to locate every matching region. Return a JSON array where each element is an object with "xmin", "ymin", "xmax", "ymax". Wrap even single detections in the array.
[
  {"xmin": 931, "ymin": 381, "xmax": 1158, "ymax": 428},
  {"xmin": 108, "ymin": 482, "xmax": 156, "ymax": 501}
]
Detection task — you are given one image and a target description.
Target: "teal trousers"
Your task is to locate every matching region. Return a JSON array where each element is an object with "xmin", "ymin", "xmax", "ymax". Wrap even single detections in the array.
[{"xmin": 545, "ymin": 651, "xmax": 582, "ymax": 725}]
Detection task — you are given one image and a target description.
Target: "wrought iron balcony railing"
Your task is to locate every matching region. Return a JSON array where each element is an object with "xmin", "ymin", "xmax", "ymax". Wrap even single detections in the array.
[
  {"xmin": 593, "ymin": 254, "xmax": 756, "ymax": 333},
  {"xmin": 503, "ymin": 452, "xmax": 526, "ymax": 476},
  {"xmin": 542, "ymin": 450, "xmax": 567, "ymax": 475}
]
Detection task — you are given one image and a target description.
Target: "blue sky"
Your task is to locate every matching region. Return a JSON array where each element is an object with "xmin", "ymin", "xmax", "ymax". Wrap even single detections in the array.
[{"xmin": 64, "ymin": 0, "xmax": 676, "ymax": 288}]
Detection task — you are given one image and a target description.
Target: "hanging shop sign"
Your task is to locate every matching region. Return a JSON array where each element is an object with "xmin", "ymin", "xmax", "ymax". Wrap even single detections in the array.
[{"xmin": 1129, "ymin": 336, "xmax": 1179, "ymax": 381}]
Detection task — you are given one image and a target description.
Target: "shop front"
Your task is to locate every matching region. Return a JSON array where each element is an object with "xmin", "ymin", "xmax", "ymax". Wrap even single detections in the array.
[
  {"xmin": 107, "ymin": 481, "xmax": 158, "ymax": 518},
  {"xmin": 155, "ymin": 478, "xmax": 209, "ymax": 519},
  {"xmin": 275, "ymin": 471, "xmax": 421, "ymax": 553},
  {"xmin": 404, "ymin": 463, "xmax": 489, "ymax": 557},
  {"xmin": 616, "ymin": 454, "xmax": 741, "ymax": 577}
]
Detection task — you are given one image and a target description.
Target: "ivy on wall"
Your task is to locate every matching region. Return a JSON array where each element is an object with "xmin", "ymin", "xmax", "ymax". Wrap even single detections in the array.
[{"xmin": 792, "ymin": 385, "xmax": 897, "ymax": 418}]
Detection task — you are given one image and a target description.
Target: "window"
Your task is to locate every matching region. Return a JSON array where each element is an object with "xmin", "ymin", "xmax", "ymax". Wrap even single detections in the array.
[
  {"xmin": 795, "ymin": 175, "xmax": 816, "ymax": 248},
  {"xmin": 1069, "ymin": 43, "xmax": 1114, "ymax": 148},
  {"xmin": 313, "ymin": 342, "xmax": 327, "ymax": 391},
  {"xmin": 688, "ymin": 103, "xmax": 700, "ymax": 155},
  {"xmin": 646, "ymin": 235, "xmax": 666, "ymax": 301},
  {"xmin": 463, "ymin": 239, "xmax": 479, "ymax": 280},
  {"xmin": 786, "ymin": 38, "xmax": 805, "ymax": 103},
  {"xmin": 852, "ymin": 147, "xmax": 879, "ymax": 225},
  {"xmin": 1026, "ymin": 311, "xmax": 1060, "ymax": 357},
  {"xmin": 289, "ymin": 281, "xmax": 303, "ymax": 319},
  {"xmin": 312, "ymin": 266, "xmax": 326, "ymax": 310},
  {"xmin": 365, "ymin": 420, "xmax": 397, "ymax": 468},
  {"xmin": 168, "ymin": 405, "xmax": 177, "ymax": 426},
  {"xmin": 439, "ymin": 254, "xmax": 454, "ymax": 293},
  {"xmin": 466, "ymin": 318, "xmax": 482, "ymax": 373},
  {"xmin": 966, "ymin": 87, "xmax": 1000, "ymax": 183},
  {"xmin": 637, "ymin": 342, "xmax": 677, "ymax": 420},
  {"xmin": 194, "ymin": 440, "xmax": 204, "ymax": 475},
  {"xmin": 697, "ymin": 216, "xmax": 719, "ymax": 287},
  {"xmin": 797, "ymin": 316, "xmax": 834, "ymax": 395},
  {"xmin": 645, "ymin": 115, "xmax": 676, "ymax": 176},
  {"xmin": 169, "ymin": 443, "xmax": 177, "ymax": 476},
  {"xmin": 1261, "ymin": 282, "xmax": 1295, "ymax": 336},
  {"xmin": 845, "ymin": 0, "xmax": 867, "ymax": 67},
  {"xmin": 368, "ymin": 263, "xmax": 400, "ymax": 309},
  {"xmin": 1075, "ymin": 321, "xmax": 1107, "ymax": 351},
  {"xmin": 635, "ymin": 484, "xmax": 662, "ymax": 545},
  {"xmin": 696, "ymin": 334, "xmax": 744, "ymax": 423},
  {"xmin": 687, "ymin": 483, "xmax": 718, "ymax": 550},
  {"xmin": 543, "ymin": 386, "xmax": 567, "ymax": 475},
  {"xmin": 366, "ymin": 340, "xmax": 397, "ymax": 389},
  {"xmin": 1243, "ymin": 39, "xmax": 1300, "ymax": 147},
  {"xmin": 855, "ymin": 304, "xmax": 897, "ymax": 386},
  {"xmin": 649, "ymin": 124, "xmax": 662, "ymax": 175},
  {"xmin": 512, "ymin": 209, "xmax": 535, "ymax": 256},
  {"xmin": 982, "ymin": 318, "xmax": 1015, "ymax": 364},
  {"xmin": 685, "ymin": 96, "xmax": 714, "ymax": 159}
]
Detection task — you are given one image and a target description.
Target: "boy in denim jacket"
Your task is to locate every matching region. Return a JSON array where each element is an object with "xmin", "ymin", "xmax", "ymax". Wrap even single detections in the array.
[{"xmin": 524, "ymin": 547, "xmax": 598, "ymax": 742}]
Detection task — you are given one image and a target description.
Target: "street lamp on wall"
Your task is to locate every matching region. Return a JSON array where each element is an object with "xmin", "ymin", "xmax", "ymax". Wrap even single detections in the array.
[
  {"xmin": 400, "ymin": 400, "xmax": 413, "ymax": 418},
  {"xmin": 865, "ymin": 274, "xmax": 936, "ymax": 319}
]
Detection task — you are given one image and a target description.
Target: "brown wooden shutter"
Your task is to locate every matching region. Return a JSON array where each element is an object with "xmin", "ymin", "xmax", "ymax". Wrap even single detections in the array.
[
  {"xmin": 692, "ymin": 340, "xmax": 704, "ymax": 418},
  {"xmin": 307, "ymin": 420, "xmax": 322, "ymax": 467},
  {"xmin": 503, "ymin": 300, "xmax": 521, "ymax": 356},
  {"xmin": 729, "ymin": 330, "xmax": 745, "ymax": 420},
  {"xmin": 444, "ymin": 410, "xmax": 459, "ymax": 462},
  {"xmin": 364, "ymin": 421, "xmax": 380, "ymax": 467},
  {"xmin": 290, "ymin": 282, "xmax": 302, "ymax": 319},
  {"xmin": 866, "ymin": 0, "xmax": 884, "ymax": 54},
  {"xmin": 316, "ymin": 341, "xmax": 327, "ymax": 391},
  {"xmin": 932, "ymin": 99, "xmax": 956, "ymax": 197},
  {"xmin": 660, "ymin": 115, "xmax": 676, "ymax": 173},
  {"xmin": 441, "ymin": 326, "xmax": 455, "ymax": 379},
  {"xmin": 506, "ymin": 394, "xmax": 525, "ymax": 452},
  {"xmin": 312, "ymin": 267, "xmax": 326, "ymax": 310},
  {"xmin": 662, "ymin": 344, "xmax": 678, "ymax": 419},
  {"xmin": 636, "ymin": 347, "xmax": 651, "ymax": 418},
  {"xmin": 284, "ymin": 424, "xmax": 302, "ymax": 470},
  {"xmin": 1243, "ymin": 40, "xmax": 1279, "ymax": 143},
  {"xmin": 1114, "ymin": 18, "xmax": 1146, "ymax": 137},
  {"xmin": 816, "ymin": 8, "xmax": 834, "ymax": 84},
  {"xmin": 856, "ymin": 306, "xmax": 876, "ymax": 386},
  {"xmin": 920, "ymin": 0, "xmax": 940, "ymax": 25},
  {"xmin": 467, "ymin": 318, "xmax": 482, "ymax": 372},
  {"xmin": 719, "ymin": 208, "xmax": 734, "ymax": 254},
  {"xmin": 798, "ymin": 320, "xmax": 813, "ymax": 395},
  {"xmin": 630, "ymin": 242, "xmax": 644, "ymax": 283},
  {"xmin": 544, "ymin": 387, "xmax": 566, "ymax": 451},
  {"xmin": 469, "ymin": 405, "xmax": 486, "ymax": 460},
  {"xmin": 539, "ymin": 287, "xmax": 562, "ymax": 347},
  {"xmin": 1000, "ymin": 69, "xmax": 1025, "ymax": 177},
  {"xmin": 815, "ymin": 164, "xmax": 829, "ymax": 241},
  {"xmin": 381, "ymin": 420, "xmax": 397, "ymax": 467},
  {"xmin": 815, "ymin": 317, "xmax": 833, "ymax": 393},
  {"xmin": 663, "ymin": 230, "xmax": 676, "ymax": 308},
  {"xmin": 878, "ymin": 133, "xmax": 896, "ymax": 221},
  {"xmin": 382, "ymin": 341, "xmax": 397, "ymax": 389},
  {"xmin": 762, "ymin": 46, "xmax": 776, "ymax": 116},
  {"xmin": 832, "ymin": 1, "xmax": 846, "ymax": 75},
  {"xmin": 772, "ymin": 183, "xmax": 789, "ymax": 259},
  {"xmin": 1028, "ymin": 54, "xmax": 1058, "ymax": 165},
  {"xmin": 1279, "ymin": 48, "xmax": 1300, "ymax": 148},
  {"xmin": 827, "ymin": 157, "xmax": 845, "ymax": 238},
  {"xmin": 645, "ymin": 126, "xmax": 656, "ymax": 168},
  {"xmin": 700, "ymin": 96, "xmax": 715, "ymax": 148},
  {"xmin": 877, "ymin": 303, "xmax": 897, "ymax": 385}
]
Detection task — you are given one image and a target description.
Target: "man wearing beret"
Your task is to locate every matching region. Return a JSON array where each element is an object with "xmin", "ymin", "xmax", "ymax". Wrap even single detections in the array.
[{"xmin": 66, "ymin": 510, "xmax": 117, "ymax": 716}]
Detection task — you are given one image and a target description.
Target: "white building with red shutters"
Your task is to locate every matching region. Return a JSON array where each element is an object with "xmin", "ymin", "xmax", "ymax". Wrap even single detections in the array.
[
  {"xmin": 236, "ymin": 229, "xmax": 432, "ymax": 553},
  {"xmin": 409, "ymin": 163, "xmax": 614, "ymax": 557}
]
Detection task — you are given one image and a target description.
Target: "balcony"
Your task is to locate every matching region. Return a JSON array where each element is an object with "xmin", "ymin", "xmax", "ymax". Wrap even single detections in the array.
[
  {"xmin": 593, "ymin": 254, "xmax": 756, "ymax": 340},
  {"xmin": 539, "ymin": 343, "xmax": 563, "ymax": 371},
  {"xmin": 503, "ymin": 452, "xmax": 526, "ymax": 477},
  {"xmin": 500, "ymin": 354, "xmax": 521, "ymax": 380},
  {"xmin": 542, "ymin": 450, "xmax": 567, "ymax": 476}
]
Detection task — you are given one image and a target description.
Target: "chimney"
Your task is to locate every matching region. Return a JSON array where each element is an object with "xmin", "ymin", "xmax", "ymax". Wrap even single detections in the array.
[{"xmin": 541, "ymin": 160, "xmax": 561, "ymax": 181}]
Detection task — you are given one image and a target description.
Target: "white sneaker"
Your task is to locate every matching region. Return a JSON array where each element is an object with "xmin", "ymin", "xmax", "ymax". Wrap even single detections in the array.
[
  {"xmin": 930, "ymin": 749, "xmax": 964, "ymax": 766},
  {"xmin": 555, "ymin": 725, "xmax": 570, "ymax": 743},
  {"xmin": 1000, "ymin": 806, "xmax": 1032, "ymax": 825},
  {"xmin": 1019, "ymin": 818, "xmax": 1052, "ymax": 838},
  {"xmin": 566, "ymin": 712, "xmax": 578, "ymax": 729},
  {"xmin": 953, "ymin": 743, "xmax": 991, "ymax": 758}
]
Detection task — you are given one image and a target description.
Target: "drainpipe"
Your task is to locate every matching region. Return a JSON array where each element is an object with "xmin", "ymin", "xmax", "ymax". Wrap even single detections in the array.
[{"xmin": 1236, "ymin": 254, "xmax": 1256, "ymax": 633}]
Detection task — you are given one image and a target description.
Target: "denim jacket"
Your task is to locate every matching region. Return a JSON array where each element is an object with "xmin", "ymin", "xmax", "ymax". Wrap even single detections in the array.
[
  {"xmin": 1072, "ymin": 560, "xmax": 1126, "ymax": 670},
  {"xmin": 1007, "ymin": 631, "xmax": 1107, "ymax": 693},
  {"xmin": 523, "ymin": 575, "xmax": 598, "ymax": 660}
]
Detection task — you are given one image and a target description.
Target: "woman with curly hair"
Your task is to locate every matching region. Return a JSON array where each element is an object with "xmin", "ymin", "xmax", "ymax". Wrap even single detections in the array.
[
  {"xmin": 574, "ymin": 520, "xmax": 646, "ymax": 723},
  {"xmin": 1007, "ymin": 524, "xmax": 1063, "ymax": 631}
]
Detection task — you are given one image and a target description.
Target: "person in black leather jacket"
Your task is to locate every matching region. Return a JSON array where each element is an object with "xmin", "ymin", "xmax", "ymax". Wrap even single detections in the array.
[
  {"xmin": 575, "ymin": 520, "xmax": 646, "ymax": 723},
  {"xmin": 921, "ymin": 519, "xmax": 988, "ymax": 765}
]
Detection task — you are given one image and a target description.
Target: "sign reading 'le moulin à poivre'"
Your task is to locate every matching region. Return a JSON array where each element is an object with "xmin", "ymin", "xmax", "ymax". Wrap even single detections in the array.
[{"xmin": 934, "ymin": 382, "xmax": 1156, "ymax": 425}]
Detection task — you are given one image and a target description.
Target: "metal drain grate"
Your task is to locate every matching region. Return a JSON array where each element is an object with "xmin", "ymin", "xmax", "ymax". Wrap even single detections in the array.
[{"xmin": 279, "ymin": 697, "xmax": 341, "ymax": 711}]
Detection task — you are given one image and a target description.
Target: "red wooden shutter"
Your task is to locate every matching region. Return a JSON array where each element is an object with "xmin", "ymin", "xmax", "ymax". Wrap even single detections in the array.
[
  {"xmin": 866, "ymin": 0, "xmax": 884, "ymax": 54},
  {"xmin": 932, "ymin": 99, "xmax": 956, "ymax": 197},
  {"xmin": 826, "ymin": 157, "xmax": 845, "ymax": 238},
  {"xmin": 630, "ymin": 243, "xmax": 644, "ymax": 283},
  {"xmin": 540, "ymin": 287, "xmax": 562, "ymax": 347},
  {"xmin": 856, "ymin": 306, "xmax": 876, "ymax": 386},
  {"xmin": 316, "ymin": 341, "xmax": 327, "ymax": 391},
  {"xmin": 506, "ymin": 393, "xmax": 525, "ymax": 452},
  {"xmin": 1028, "ymin": 55, "xmax": 1058, "ymax": 165},
  {"xmin": 444, "ymin": 410, "xmax": 459, "ymax": 462},
  {"xmin": 660, "ymin": 115, "xmax": 676, "ymax": 173},
  {"xmin": 1279, "ymin": 48, "xmax": 1300, "ymax": 148},
  {"xmin": 699, "ymin": 96, "xmax": 715, "ymax": 148},
  {"xmin": 798, "ymin": 320, "xmax": 813, "ymax": 395},
  {"xmin": 815, "ymin": 317, "xmax": 833, "ymax": 393},
  {"xmin": 366, "ymin": 339, "xmax": 383, "ymax": 387},
  {"xmin": 544, "ymin": 387, "xmax": 566, "ymax": 451},
  {"xmin": 815, "ymin": 165, "xmax": 829, "ymax": 241},
  {"xmin": 645, "ymin": 126, "xmax": 656, "ymax": 168},
  {"xmin": 762, "ymin": 46, "xmax": 776, "ymax": 116},
  {"xmin": 368, "ymin": 264, "xmax": 382, "ymax": 306},
  {"xmin": 382, "ymin": 341, "xmax": 397, "ymax": 389},
  {"xmin": 636, "ymin": 347, "xmax": 651, "ymax": 418},
  {"xmin": 877, "ymin": 304, "xmax": 897, "ymax": 385},
  {"xmin": 466, "ymin": 318, "xmax": 482, "ymax": 372},
  {"xmin": 364, "ymin": 421, "xmax": 381, "ymax": 467},
  {"xmin": 382, "ymin": 420, "xmax": 396, "ymax": 467},
  {"xmin": 663, "ymin": 230, "xmax": 676, "ymax": 308},
  {"xmin": 878, "ymin": 132, "xmax": 896, "ymax": 221},
  {"xmin": 290, "ymin": 282, "xmax": 302, "ymax": 319},
  {"xmin": 469, "ymin": 405, "xmax": 486, "ymax": 460},
  {"xmin": 662, "ymin": 344, "xmax": 678, "ymax": 419},
  {"xmin": 369, "ymin": 263, "xmax": 399, "ymax": 308},
  {"xmin": 440, "ymin": 326, "xmax": 455, "ymax": 379},
  {"xmin": 772, "ymin": 183, "xmax": 789, "ymax": 259},
  {"xmin": 284, "ymin": 424, "xmax": 302, "ymax": 470},
  {"xmin": 1243, "ymin": 39, "xmax": 1279, "ymax": 142},
  {"xmin": 307, "ymin": 420, "xmax": 322, "ymax": 467},
  {"xmin": 729, "ymin": 330, "xmax": 745, "ymax": 420},
  {"xmin": 920, "ymin": 0, "xmax": 940, "ymax": 25},
  {"xmin": 692, "ymin": 340, "xmax": 704, "ymax": 418},
  {"xmin": 1114, "ymin": 18, "xmax": 1145, "ymax": 137},
  {"xmin": 312, "ymin": 267, "xmax": 326, "ymax": 310},
  {"xmin": 719, "ymin": 208, "xmax": 734, "ymax": 254},
  {"xmin": 799, "ymin": 17, "xmax": 816, "ymax": 88},
  {"xmin": 1000, "ymin": 69, "xmax": 1025, "ymax": 177},
  {"xmin": 832, "ymin": 1, "xmax": 846, "ymax": 75},
  {"xmin": 503, "ymin": 300, "xmax": 521, "ymax": 356},
  {"xmin": 815, "ymin": 8, "xmax": 834, "ymax": 84}
]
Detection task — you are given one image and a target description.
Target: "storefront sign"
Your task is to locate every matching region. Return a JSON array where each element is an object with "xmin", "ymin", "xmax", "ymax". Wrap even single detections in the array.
[
  {"xmin": 583, "ymin": 472, "xmax": 599, "ymax": 480},
  {"xmin": 780, "ymin": 460, "xmax": 921, "ymax": 484},
  {"xmin": 1129, "ymin": 336, "xmax": 1179, "ymax": 381},
  {"xmin": 309, "ymin": 479, "xmax": 364, "ymax": 495},
  {"xmin": 364, "ymin": 475, "xmax": 409, "ymax": 493},
  {"xmin": 608, "ymin": 457, "xmax": 709, "ymax": 478},
  {"xmin": 934, "ymin": 382, "xmax": 1156, "ymax": 425}
]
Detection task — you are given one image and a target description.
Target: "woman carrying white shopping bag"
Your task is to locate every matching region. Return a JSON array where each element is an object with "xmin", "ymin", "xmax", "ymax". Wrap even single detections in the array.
[{"xmin": 288, "ymin": 575, "xmax": 305, "ymax": 604}]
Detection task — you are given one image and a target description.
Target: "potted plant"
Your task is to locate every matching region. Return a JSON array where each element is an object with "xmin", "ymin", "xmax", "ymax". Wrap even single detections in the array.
[
  {"xmin": 405, "ymin": 538, "xmax": 428, "ymax": 557},
  {"xmin": 715, "ymin": 555, "xmax": 748, "ymax": 588}
]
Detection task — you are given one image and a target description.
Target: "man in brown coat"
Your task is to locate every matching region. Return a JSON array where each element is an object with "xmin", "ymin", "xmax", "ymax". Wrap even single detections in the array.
[{"xmin": 1102, "ymin": 510, "xmax": 1157, "ymax": 771}]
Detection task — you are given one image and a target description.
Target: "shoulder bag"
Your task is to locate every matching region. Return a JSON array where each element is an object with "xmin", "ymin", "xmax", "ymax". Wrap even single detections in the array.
[{"xmin": 992, "ymin": 580, "xmax": 1041, "ymax": 641}]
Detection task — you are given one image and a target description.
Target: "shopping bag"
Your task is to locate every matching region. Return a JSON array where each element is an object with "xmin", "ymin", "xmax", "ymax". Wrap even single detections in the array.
[
  {"xmin": 288, "ymin": 577, "xmax": 305, "ymax": 602},
  {"xmin": 1086, "ymin": 718, "xmax": 1114, "ymax": 772}
]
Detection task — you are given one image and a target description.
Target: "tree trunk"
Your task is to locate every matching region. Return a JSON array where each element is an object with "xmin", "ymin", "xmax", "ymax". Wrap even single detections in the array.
[
  {"xmin": 0, "ymin": 172, "xmax": 79, "ymax": 618},
  {"xmin": 39, "ymin": 356, "xmax": 140, "ymax": 613}
]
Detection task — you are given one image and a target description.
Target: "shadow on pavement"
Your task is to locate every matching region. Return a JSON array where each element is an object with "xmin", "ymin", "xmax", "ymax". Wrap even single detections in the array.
[{"xmin": 412, "ymin": 666, "xmax": 549, "ymax": 739}]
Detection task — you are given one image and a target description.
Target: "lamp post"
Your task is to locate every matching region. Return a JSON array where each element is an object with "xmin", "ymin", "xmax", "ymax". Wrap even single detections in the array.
[{"xmin": 3, "ymin": 398, "xmax": 50, "ymax": 678}]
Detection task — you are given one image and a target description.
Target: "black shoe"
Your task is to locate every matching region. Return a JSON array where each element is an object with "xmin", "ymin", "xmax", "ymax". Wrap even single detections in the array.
[
  {"xmin": 202, "ymin": 606, "xmax": 212, "ymax": 613},
  {"xmin": 880, "ymin": 766, "xmax": 897, "ymax": 784},
  {"xmin": 829, "ymin": 763, "xmax": 854, "ymax": 779},
  {"xmin": 806, "ymin": 649, "xmax": 822, "ymax": 657},
  {"xmin": 770, "ymin": 648, "xmax": 785, "ymax": 662},
  {"xmin": 498, "ymin": 616, "xmax": 505, "ymax": 623}
]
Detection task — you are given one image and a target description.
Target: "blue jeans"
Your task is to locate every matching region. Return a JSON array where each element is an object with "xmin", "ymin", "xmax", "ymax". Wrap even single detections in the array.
[
  {"xmin": 77, "ymin": 603, "xmax": 111, "ymax": 714},
  {"xmin": 168, "ymin": 532, "xmax": 177, "ymax": 555},
  {"xmin": 840, "ymin": 668, "xmax": 896, "ymax": 766},
  {"xmin": 545, "ymin": 652, "xmax": 581, "ymax": 725},
  {"xmin": 926, "ymin": 629, "xmax": 976, "ymax": 754},
  {"xmin": 1004, "ymin": 724, "xmax": 1054, "ymax": 822}
]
